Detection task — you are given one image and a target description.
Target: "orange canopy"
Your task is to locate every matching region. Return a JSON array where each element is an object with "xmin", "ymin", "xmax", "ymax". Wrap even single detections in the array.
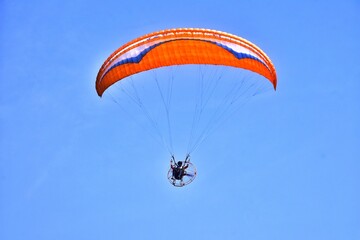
[{"xmin": 96, "ymin": 28, "xmax": 277, "ymax": 96}]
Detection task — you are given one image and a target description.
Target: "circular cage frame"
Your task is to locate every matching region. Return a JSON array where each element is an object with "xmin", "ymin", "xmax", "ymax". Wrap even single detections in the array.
[{"xmin": 167, "ymin": 162, "xmax": 197, "ymax": 187}]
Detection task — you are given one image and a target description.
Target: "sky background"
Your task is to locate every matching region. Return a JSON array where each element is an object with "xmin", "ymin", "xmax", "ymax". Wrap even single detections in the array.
[{"xmin": 1, "ymin": 0, "xmax": 360, "ymax": 239}]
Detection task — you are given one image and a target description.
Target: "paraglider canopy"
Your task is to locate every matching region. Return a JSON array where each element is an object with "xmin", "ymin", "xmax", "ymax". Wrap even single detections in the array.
[{"xmin": 96, "ymin": 28, "xmax": 277, "ymax": 97}]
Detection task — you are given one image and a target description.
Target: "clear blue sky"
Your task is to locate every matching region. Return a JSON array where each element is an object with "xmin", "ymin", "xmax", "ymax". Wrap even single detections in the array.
[{"xmin": 1, "ymin": 0, "xmax": 359, "ymax": 239}]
